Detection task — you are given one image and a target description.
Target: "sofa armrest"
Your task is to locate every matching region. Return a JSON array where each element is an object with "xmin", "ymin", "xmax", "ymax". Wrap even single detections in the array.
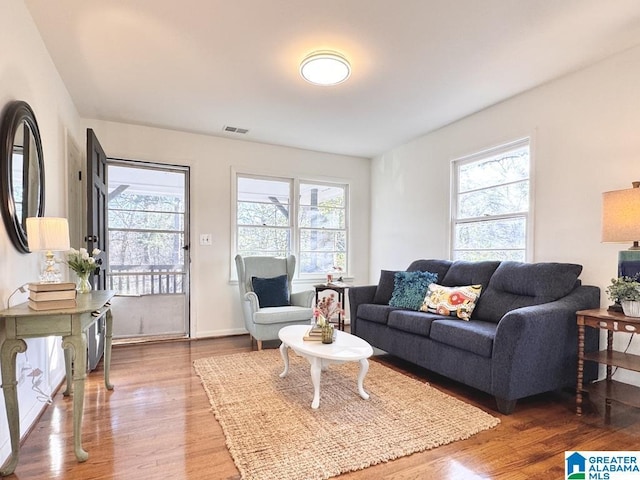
[
  {"xmin": 348, "ymin": 285, "xmax": 378, "ymax": 335},
  {"xmin": 491, "ymin": 285, "xmax": 600, "ymax": 400},
  {"xmin": 291, "ymin": 289, "xmax": 314, "ymax": 308}
]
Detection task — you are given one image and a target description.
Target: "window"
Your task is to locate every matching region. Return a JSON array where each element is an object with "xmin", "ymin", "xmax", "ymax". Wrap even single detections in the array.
[
  {"xmin": 236, "ymin": 176, "xmax": 292, "ymax": 257},
  {"xmin": 235, "ymin": 174, "xmax": 348, "ymax": 276},
  {"xmin": 298, "ymin": 182, "xmax": 347, "ymax": 274},
  {"xmin": 451, "ymin": 139, "xmax": 531, "ymax": 262}
]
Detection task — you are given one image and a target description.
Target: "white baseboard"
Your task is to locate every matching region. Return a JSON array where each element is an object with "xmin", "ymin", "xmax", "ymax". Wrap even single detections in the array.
[{"xmin": 195, "ymin": 328, "xmax": 248, "ymax": 339}]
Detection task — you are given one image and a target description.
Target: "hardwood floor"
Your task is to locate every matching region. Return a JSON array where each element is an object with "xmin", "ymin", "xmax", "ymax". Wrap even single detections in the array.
[{"xmin": 7, "ymin": 335, "xmax": 640, "ymax": 479}]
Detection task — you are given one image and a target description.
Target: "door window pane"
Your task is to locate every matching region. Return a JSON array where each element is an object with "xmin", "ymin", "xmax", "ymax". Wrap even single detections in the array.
[{"xmin": 108, "ymin": 165, "xmax": 186, "ymax": 295}]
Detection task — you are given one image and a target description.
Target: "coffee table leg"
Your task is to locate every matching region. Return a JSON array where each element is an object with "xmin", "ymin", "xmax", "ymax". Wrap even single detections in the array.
[
  {"xmin": 357, "ymin": 358, "xmax": 370, "ymax": 400},
  {"xmin": 310, "ymin": 357, "xmax": 322, "ymax": 409},
  {"xmin": 279, "ymin": 343, "xmax": 289, "ymax": 378}
]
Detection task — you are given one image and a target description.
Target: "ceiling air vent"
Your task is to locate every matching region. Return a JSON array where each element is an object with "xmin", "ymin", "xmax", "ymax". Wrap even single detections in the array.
[{"xmin": 223, "ymin": 126, "xmax": 249, "ymax": 134}]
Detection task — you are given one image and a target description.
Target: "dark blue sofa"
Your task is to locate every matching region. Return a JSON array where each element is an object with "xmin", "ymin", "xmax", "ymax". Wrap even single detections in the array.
[{"xmin": 348, "ymin": 259, "xmax": 600, "ymax": 414}]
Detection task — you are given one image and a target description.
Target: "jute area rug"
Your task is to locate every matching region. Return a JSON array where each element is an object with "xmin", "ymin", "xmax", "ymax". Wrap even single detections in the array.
[{"xmin": 193, "ymin": 349, "xmax": 500, "ymax": 480}]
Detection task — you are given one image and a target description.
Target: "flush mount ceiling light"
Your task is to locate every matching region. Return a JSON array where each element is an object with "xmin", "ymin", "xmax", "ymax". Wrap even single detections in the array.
[{"xmin": 300, "ymin": 51, "xmax": 351, "ymax": 86}]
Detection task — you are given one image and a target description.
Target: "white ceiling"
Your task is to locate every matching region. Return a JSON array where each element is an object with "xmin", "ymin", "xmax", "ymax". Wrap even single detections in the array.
[{"xmin": 24, "ymin": 0, "xmax": 640, "ymax": 158}]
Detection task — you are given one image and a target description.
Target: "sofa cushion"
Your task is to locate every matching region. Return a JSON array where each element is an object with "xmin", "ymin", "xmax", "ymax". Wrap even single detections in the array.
[
  {"xmin": 441, "ymin": 261, "xmax": 500, "ymax": 290},
  {"xmin": 251, "ymin": 274, "xmax": 290, "ymax": 307},
  {"xmin": 389, "ymin": 271, "xmax": 438, "ymax": 310},
  {"xmin": 357, "ymin": 303, "xmax": 396, "ymax": 325},
  {"xmin": 373, "ymin": 270, "xmax": 399, "ymax": 304},
  {"xmin": 420, "ymin": 284, "xmax": 482, "ymax": 320},
  {"xmin": 472, "ymin": 261, "xmax": 583, "ymax": 323},
  {"xmin": 407, "ymin": 259, "xmax": 453, "ymax": 281},
  {"xmin": 387, "ymin": 310, "xmax": 441, "ymax": 337},
  {"xmin": 429, "ymin": 319, "xmax": 498, "ymax": 358}
]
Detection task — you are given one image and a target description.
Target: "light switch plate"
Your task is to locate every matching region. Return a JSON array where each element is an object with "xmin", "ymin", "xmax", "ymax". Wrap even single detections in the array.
[{"xmin": 200, "ymin": 233, "xmax": 212, "ymax": 246}]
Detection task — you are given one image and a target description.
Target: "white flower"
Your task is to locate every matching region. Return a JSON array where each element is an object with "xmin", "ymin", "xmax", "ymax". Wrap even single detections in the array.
[
  {"xmin": 92, "ymin": 248, "xmax": 101, "ymax": 255},
  {"xmin": 67, "ymin": 246, "xmax": 102, "ymax": 276}
]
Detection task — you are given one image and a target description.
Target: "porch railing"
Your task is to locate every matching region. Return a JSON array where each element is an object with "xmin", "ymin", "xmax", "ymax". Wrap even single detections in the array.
[{"xmin": 107, "ymin": 265, "xmax": 185, "ymax": 295}]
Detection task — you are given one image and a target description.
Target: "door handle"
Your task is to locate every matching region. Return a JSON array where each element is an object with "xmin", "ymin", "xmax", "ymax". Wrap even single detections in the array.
[{"xmin": 85, "ymin": 235, "xmax": 99, "ymax": 242}]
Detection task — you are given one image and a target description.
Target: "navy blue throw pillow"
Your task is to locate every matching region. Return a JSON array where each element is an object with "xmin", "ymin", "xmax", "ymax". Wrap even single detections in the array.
[
  {"xmin": 374, "ymin": 270, "xmax": 399, "ymax": 304},
  {"xmin": 389, "ymin": 271, "xmax": 438, "ymax": 310},
  {"xmin": 251, "ymin": 275, "xmax": 290, "ymax": 307}
]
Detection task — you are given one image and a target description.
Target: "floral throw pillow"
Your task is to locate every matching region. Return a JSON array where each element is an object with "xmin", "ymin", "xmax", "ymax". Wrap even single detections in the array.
[
  {"xmin": 420, "ymin": 284, "xmax": 482, "ymax": 320},
  {"xmin": 389, "ymin": 271, "xmax": 438, "ymax": 310}
]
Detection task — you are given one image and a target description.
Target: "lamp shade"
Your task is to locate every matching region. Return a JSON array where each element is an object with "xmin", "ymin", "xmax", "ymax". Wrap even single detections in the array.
[
  {"xmin": 26, "ymin": 217, "xmax": 70, "ymax": 252},
  {"xmin": 602, "ymin": 185, "xmax": 640, "ymax": 244}
]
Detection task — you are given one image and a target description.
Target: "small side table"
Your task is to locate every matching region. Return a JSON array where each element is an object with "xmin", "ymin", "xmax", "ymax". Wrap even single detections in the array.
[
  {"xmin": 576, "ymin": 308, "xmax": 640, "ymax": 416},
  {"xmin": 314, "ymin": 283, "xmax": 347, "ymax": 331}
]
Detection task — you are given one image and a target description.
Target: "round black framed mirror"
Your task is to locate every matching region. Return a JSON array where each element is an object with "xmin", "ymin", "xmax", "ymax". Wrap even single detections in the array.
[{"xmin": 0, "ymin": 101, "xmax": 45, "ymax": 253}]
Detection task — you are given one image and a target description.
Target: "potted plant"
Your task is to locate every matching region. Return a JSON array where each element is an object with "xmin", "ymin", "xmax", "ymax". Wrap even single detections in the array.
[{"xmin": 606, "ymin": 275, "xmax": 640, "ymax": 317}]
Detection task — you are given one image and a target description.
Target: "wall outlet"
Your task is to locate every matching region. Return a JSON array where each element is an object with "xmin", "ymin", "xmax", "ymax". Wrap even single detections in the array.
[{"xmin": 199, "ymin": 233, "xmax": 212, "ymax": 246}]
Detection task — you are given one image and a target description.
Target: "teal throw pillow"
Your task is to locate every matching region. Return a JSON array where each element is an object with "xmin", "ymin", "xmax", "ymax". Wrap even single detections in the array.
[{"xmin": 389, "ymin": 271, "xmax": 438, "ymax": 310}]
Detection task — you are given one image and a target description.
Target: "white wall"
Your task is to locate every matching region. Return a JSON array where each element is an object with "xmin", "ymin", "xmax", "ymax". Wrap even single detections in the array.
[
  {"xmin": 0, "ymin": 0, "xmax": 83, "ymax": 463},
  {"xmin": 82, "ymin": 120, "xmax": 371, "ymax": 338},
  {"xmin": 371, "ymin": 44, "xmax": 640, "ymax": 385}
]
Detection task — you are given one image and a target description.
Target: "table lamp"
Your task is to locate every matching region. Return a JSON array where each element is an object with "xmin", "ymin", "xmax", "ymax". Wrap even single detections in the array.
[
  {"xmin": 602, "ymin": 182, "xmax": 640, "ymax": 310},
  {"xmin": 26, "ymin": 217, "xmax": 71, "ymax": 283}
]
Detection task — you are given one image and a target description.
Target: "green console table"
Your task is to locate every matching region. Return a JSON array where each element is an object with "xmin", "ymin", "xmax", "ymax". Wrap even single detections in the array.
[{"xmin": 0, "ymin": 290, "xmax": 115, "ymax": 476}]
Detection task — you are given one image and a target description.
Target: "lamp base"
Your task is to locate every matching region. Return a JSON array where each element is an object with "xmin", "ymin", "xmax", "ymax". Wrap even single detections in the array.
[
  {"xmin": 618, "ymin": 250, "xmax": 640, "ymax": 278},
  {"xmin": 39, "ymin": 251, "xmax": 62, "ymax": 283}
]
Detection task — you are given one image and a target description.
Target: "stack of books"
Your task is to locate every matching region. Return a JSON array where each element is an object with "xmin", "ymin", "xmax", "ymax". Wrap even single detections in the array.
[
  {"xmin": 28, "ymin": 282, "xmax": 77, "ymax": 311},
  {"xmin": 302, "ymin": 325, "xmax": 324, "ymax": 341}
]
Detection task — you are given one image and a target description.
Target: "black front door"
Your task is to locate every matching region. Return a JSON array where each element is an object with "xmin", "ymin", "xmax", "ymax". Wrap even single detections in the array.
[
  {"xmin": 86, "ymin": 128, "xmax": 108, "ymax": 370},
  {"xmin": 86, "ymin": 128, "xmax": 108, "ymax": 290}
]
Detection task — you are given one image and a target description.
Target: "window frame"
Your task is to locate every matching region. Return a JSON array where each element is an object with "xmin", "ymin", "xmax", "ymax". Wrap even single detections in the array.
[
  {"xmin": 232, "ymin": 169, "xmax": 350, "ymax": 280},
  {"xmin": 235, "ymin": 173, "xmax": 294, "ymax": 258},
  {"xmin": 297, "ymin": 180, "xmax": 349, "ymax": 280},
  {"xmin": 450, "ymin": 137, "xmax": 534, "ymax": 262}
]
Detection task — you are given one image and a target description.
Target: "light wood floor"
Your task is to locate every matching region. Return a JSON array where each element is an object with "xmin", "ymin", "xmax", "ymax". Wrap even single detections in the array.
[{"xmin": 7, "ymin": 335, "xmax": 640, "ymax": 480}]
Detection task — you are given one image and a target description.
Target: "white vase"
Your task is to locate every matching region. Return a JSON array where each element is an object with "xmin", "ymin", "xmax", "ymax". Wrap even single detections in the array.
[{"xmin": 621, "ymin": 300, "xmax": 640, "ymax": 317}]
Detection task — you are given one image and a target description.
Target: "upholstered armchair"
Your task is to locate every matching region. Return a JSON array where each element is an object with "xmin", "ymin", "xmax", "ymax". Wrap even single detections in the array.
[{"xmin": 235, "ymin": 254, "xmax": 314, "ymax": 350}]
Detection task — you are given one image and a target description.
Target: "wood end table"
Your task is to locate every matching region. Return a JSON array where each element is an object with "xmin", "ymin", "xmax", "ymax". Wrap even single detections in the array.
[
  {"xmin": 576, "ymin": 308, "xmax": 640, "ymax": 416},
  {"xmin": 314, "ymin": 283, "xmax": 348, "ymax": 330}
]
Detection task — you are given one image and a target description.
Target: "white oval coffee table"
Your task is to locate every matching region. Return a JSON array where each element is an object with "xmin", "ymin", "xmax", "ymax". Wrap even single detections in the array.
[{"xmin": 278, "ymin": 324, "xmax": 374, "ymax": 409}]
